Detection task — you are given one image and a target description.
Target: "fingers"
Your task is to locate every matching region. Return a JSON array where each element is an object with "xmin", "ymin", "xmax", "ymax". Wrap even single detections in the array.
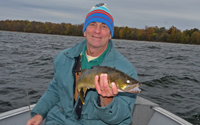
[
  {"xmin": 95, "ymin": 75, "xmax": 101, "ymax": 94},
  {"xmin": 111, "ymin": 82, "xmax": 118, "ymax": 96},
  {"xmin": 26, "ymin": 114, "xmax": 42, "ymax": 125},
  {"xmin": 26, "ymin": 119, "xmax": 35, "ymax": 125},
  {"xmin": 35, "ymin": 120, "xmax": 42, "ymax": 125},
  {"xmin": 26, "ymin": 118, "xmax": 36, "ymax": 125},
  {"xmin": 100, "ymin": 74, "xmax": 107, "ymax": 97},
  {"xmin": 94, "ymin": 73, "xmax": 118, "ymax": 97}
]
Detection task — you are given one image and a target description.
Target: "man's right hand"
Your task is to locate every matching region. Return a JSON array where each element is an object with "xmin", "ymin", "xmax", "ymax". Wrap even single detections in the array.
[{"xmin": 26, "ymin": 114, "xmax": 43, "ymax": 125}]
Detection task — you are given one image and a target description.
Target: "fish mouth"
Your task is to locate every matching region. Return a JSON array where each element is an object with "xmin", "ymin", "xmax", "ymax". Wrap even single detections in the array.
[
  {"xmin": 118, "ymin": 84, "xmax": 141, "ymax": 94},
  {"xmin": 127, "ymin": 87, "xmax": 141, "ymax": 93}
]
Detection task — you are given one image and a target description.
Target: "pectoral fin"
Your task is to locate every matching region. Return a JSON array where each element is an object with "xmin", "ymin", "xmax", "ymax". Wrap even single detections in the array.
[
  {"xmin": 79, "ymin": 88, "xmax": 88, "ymax": 105},
  {"xmin": 79, "ymin": 92, "xmax": 85, "ymax": 105}
]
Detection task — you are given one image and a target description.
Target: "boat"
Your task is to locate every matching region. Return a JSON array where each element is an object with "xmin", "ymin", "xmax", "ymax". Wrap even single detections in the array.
[{"xmin": 0, "ymin": 96, "xmax": 192, "ymax": 125}]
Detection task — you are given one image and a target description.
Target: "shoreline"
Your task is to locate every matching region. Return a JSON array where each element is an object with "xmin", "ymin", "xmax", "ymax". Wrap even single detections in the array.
[{"xmin": 0, "ymin": 30, "xmax": 199, "ymax": 46}]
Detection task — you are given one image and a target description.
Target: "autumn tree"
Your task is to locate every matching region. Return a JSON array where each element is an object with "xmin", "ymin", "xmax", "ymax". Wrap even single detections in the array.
[
  {"xmin": 167, "ymin": 26, "xmax": 181, "ymax": 43},
  {"xmin": 136, "ymin": 29, "xmax": 145, "ymax": 40},
  {"xmin": 113, "ymin": 26, "xmax": 120, "ymax": 39},
  {"xmin": 0, "ymin": 20, "xmax": 200, "ymax": 44},
  {"xmin": 24, "ymin": 21, "xmax": 32, "ymax": 32},
  {"xmin": 160, "ymin": 31, "xmax": 170, "ymax": 42},
  {"xmin": 145, "ymin": 26, "xmax": 155, "ymax": 41},
  {"xmin": 190, "ymin": 31, "xmax": 200, "ymax": 44},
  {"xmin": 119, "ymin": 26, "xmax": 133, "ymax": 39}
]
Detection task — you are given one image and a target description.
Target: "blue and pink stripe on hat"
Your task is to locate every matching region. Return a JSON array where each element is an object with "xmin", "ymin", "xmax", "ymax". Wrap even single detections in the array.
[{"xmin": 83, "ymin": 3, "xmax": 114, "ymax": 38}]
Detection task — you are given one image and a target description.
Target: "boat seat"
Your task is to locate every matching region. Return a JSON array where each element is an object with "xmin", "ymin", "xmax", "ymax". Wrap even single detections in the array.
[{"xmin": 130, "ymin": 96, "xmax": 159, "ymax": 125}]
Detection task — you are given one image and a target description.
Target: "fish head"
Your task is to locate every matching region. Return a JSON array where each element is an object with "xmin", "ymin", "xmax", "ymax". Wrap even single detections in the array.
[{"xmin": 116, "ymin": 73, "xmax": 142, "ymax": 93}]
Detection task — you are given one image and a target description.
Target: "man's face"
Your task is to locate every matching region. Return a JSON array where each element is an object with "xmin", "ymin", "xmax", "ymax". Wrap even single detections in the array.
[{"xmin": 84, "ymin": 22, "xmax": 111, "ymax": 49}]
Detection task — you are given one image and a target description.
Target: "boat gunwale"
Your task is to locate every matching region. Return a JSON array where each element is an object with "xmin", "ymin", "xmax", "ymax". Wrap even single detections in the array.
[
  {"xmin": 152, "ymin": 106, "xmax": 193, "ymax": 125},
  {"xmin": 0, "ymin": 104, "xmax": 35, "ymax": 120}
]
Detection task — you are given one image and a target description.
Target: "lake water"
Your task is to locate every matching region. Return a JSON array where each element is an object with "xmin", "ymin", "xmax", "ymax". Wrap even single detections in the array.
[{"xmin": 0, "ymin": 31, "xmax": 199, "ymax": 124}]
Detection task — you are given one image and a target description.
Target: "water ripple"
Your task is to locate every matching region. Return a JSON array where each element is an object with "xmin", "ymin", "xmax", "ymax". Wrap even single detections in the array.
[{"xmin": 0, "ymin": 31, "xmax": 200, "ymax": 124}]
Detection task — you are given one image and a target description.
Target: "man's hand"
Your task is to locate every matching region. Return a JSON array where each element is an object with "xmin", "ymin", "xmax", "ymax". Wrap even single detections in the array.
[
  {"xmin": 95, "ymin": 74, "xmax": 118, "ymax": 107},
  {"xmin": 26, "ymin": 114, "xmax": 43, "ymax": 125}
]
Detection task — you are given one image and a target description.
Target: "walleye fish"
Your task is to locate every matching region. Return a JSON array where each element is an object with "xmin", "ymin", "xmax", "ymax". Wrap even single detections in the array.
[{"xmin": 77, "ymin": 66, "xmax": 142, "ymax": 105}]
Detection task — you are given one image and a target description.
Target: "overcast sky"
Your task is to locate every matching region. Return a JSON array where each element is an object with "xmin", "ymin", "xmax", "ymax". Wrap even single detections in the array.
[{"xmin": 0, "ymin": 0, "xmax": 200, "ymax": 31}]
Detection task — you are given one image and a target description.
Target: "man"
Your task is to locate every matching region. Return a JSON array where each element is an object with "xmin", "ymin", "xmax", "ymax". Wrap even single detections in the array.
[{"xmin": 27, "ymin": 3, "xmax": 138, "ymax": 125}]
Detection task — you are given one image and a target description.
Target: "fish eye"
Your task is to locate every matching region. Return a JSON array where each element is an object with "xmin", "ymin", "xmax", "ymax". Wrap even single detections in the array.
[{"xmin": 127, "ymin": 80, "xmax": 130, "ymax": 83}]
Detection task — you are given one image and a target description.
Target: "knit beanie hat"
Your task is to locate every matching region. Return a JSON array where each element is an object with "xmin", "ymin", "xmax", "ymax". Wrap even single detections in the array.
[{"xmin": 83, "ymin": 3, "xmax": 114, "ymax": 38}]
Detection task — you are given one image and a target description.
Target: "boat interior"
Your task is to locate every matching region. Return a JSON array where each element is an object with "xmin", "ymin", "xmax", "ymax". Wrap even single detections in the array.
[{"xmin": 0, "ymin": 96, "xmax": 192, "ymax": 125}]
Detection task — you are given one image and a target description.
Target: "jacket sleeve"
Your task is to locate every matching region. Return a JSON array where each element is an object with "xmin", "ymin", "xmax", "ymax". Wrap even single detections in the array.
[
  {"xmin": 93, "ymin": 69, "xmax": 138, "ymax": 124},
  {"xmin": 31, "ymin": 56, "xmax": 60, "ymax": 119}
]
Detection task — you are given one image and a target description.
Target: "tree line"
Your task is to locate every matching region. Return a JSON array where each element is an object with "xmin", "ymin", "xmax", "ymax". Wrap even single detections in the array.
[{"xmin": 0, "ymin": 20, "xmax": 199, "ymax": 44}]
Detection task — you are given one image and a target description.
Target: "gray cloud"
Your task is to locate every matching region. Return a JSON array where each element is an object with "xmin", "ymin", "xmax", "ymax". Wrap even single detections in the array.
[{"xmin": 0, "ymin": 0, "xmax": 200, "ymax": 30}]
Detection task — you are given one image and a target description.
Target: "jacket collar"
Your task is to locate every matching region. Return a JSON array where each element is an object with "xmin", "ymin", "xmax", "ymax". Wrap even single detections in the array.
[{"xmin": 64, "ymin": 38, "xmax": 116, "ymax": 68}]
